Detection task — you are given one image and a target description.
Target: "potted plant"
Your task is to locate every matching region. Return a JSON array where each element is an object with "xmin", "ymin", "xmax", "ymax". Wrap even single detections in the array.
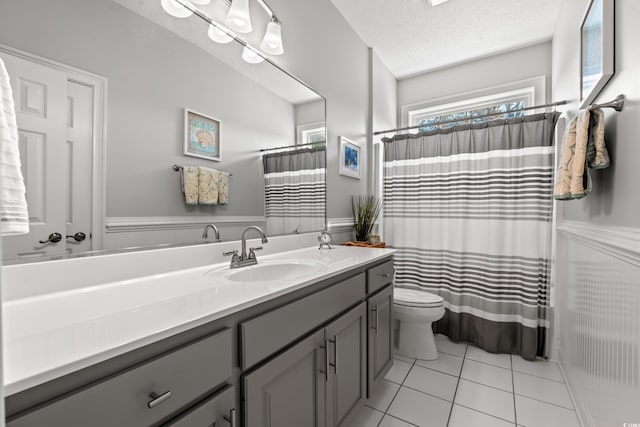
[{"xmin": 352, "ymin": 195, "xmax": 381, "ymax": 242}]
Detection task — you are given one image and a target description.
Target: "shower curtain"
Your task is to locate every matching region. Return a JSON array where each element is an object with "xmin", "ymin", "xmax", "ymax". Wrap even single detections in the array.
[
  {"xmin": 383, "ymin": 113, "xmax": 558, "ymax": 359},
  {"xmin": 263, "ymin": 146, "xmax": 325, "ymax": 235}
]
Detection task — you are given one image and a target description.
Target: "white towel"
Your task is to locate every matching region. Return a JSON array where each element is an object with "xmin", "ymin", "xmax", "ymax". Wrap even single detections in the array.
[
  {"xmin": 198, "ymin": 167, "xmax": 219, "ymax": 205},
  {"xmin": 0, "ymin": 57, "xmax": 29, "ymax": 235},
  {"xmin": 182, "ymin": 166, "xmax": 199, "ymax": 205},
  {"xmin": 218, "ymin": 172, "xmax": 229, "ymax": 205}
]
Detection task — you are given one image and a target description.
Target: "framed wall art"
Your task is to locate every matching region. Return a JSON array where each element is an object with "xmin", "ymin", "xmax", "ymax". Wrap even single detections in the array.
[
  {"xmin": 184, "ymin": 108, "xmax": 221, "ymax": 161},
  {"xmin": 339, "ymin": 136, "xmax": 360, "ymax": 179},
  {"xmin": 579, "ymin": 0, "xmax": 614, "ymax": 108}
]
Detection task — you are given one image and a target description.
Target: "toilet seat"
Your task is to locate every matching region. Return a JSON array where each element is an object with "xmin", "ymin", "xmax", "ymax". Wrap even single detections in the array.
[{"xmin": 394, "ymin": 288, "xmax": 444, "ymax": 308}]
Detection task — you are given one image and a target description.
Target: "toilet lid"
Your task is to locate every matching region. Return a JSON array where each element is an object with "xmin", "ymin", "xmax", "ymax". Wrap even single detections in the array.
[{"xmin": 394, "ymin": 288, "xmax": 444, "ymax": 308}]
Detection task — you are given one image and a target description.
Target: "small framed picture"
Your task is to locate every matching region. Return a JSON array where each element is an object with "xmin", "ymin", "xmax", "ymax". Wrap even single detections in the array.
[
  {"xmin": 579, "ymin": 0, "xmax": 614, "ymax": 108},
  {"xmin": 339, "ymin": 136, "xmax": 360, "ymax": 179},
  {"xmin": 184, "ymin": 108, "xmax": 221, "ymax": 161}
]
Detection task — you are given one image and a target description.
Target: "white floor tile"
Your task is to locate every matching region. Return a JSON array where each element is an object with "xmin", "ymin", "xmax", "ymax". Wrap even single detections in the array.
[
  {"xmin": 460, "ymin": 359, "xmax": 513, "ymax": 392},
  {"xmin": 344, "ymin": 405, "xmax": 384, "ymax": 427},
  {"xmin": 515, "ymin": 394, "xmax": 580, "ymax": 427},
  {"xmin": 465, "ymin": 345, "xmax": 512, "ymax": 369},
  {"xmin": 385, "ymin": 359, "xmax": 413, "ymax": 384},
  {"xmin": 366, "ymin": 380, "xmax": 401, "ymax": 412},
  {"xmin": 379, "ymin": 414, "xmax": 417, "ymax": 427},
  {"xmin": 387, "ymin": 386, "xmax": 451, "ymax": 427},
  {"xmin": 415, "ymin": 352, "xmax": 463, "ymax": 377},
  {"xmin": 394, "ymin": 353, "xmax": 416, "ymax": 364},
  {"xmin": 434, "ymin": 334, "xmax": 467, "ymax": 357},
  {"xmin": 513, "ymin": 372, "xmax": 573, "ymax": 409},
  {"xmin": 403, "ymin": 365, "xmax": 458, "ymax": 401},
  {"xmin": 454, "ymin": 379, "xmax": 515, "ymax": 422},
  {"xmin": 449, "ymin": 404, "xmax": 514, "ymax": 427},
  {"xmin": 511, "ymin": 357, "xmax": 564, "ymax": 382}
]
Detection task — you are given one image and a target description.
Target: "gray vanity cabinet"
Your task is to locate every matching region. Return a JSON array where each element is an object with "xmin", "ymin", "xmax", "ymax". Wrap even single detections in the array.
[
  {"xmin": 367, "ymin": 284, "xmax": 394, "ymax": 396},
  {"xmin": 325, "ymin": 302, "xmax": 367, "ymax": 427},
  {"xmin": 164, "ymin": 384, "xmax": 235, "ymax": 427},
  {"xmin": 242, "ymin": 329, "xmax": 327, "ymax": 427}
]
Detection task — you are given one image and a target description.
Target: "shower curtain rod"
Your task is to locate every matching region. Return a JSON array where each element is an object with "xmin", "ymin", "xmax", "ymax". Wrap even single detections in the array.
[
  {"xmin": 373, "ymin": 94, "xmax": 625, "ymax": 136},
  {"xmin": 260, "ymin": 141, "xmax": 326, "ymax": 152}
]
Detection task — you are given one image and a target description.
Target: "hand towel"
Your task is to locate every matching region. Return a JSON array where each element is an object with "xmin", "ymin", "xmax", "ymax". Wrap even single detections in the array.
[
  {"xmin": 198, "ymin": 166, "xmax": 219, "ymax": 205},
  {"xmin": 554, "ymin": 107, "xmax": 610, "ymax": 200},
  {"xmin": 0, "ymin": 57, "xmax": 29, "ymax": 235},
  {"xmin": 182, "ymin": 166, "xmax": 199, "ymax": 205},
  {"xmin": 218, "ymin": 172, "xmax": 229, "ymax": 205}
]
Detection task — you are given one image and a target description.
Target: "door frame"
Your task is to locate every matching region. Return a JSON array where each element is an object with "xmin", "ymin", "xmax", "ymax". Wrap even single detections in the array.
[{"xmin": 0, "ymin": 43, "xmax": 107, "ymax": 251}]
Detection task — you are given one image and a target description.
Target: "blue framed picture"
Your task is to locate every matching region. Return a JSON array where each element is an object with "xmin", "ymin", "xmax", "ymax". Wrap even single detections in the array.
[
  {"xmin": 183, "ymin": 108, "xmax": 221, "ymax": 161},
  {"xmin": 339, "ymin": 136, "xmax": 360, "ymax": 179}
]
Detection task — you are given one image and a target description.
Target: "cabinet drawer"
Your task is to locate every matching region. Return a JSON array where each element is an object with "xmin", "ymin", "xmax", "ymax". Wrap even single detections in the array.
[
  {"xmin": 164, "ymin": 385, "xmax": 234, "ymax": 427},
  {"xmin": 366, "ymin": 260, "xmax": 394, "ymax": 294},
  {"xmin": 8, "ymin": 328, "xmax": 232, "ymax": 427},
  {"xmin": 240, "ymin": 273, "xmax": 366, "ymax": 370}
]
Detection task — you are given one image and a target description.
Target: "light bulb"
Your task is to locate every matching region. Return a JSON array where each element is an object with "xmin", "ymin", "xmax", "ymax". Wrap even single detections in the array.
[
  {"xmin": 242, "ymin": 46, "xmax": 264, "ymax": 64},
  {"xmin": 208, "ymin": 24, "xmax": 233, "ymax": 44},
  {"xmin": 260, "ymin": 19, "xmax": 283, "ymax": 55},
  {"xmin": 160, "ymin": 0, "xmax": 193, "ymax": 18},
  {"xmin": 225, "ymin": 0, "xmax": 252, "ymax": 33}
]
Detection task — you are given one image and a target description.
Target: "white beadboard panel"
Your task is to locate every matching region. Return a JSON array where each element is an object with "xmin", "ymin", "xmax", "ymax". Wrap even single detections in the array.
[
  {"xmin": 103, "ymin": 216, "xmax": 266, "ymax": 250},
  {"xmin": 556, "ymin": 220, "xmax": 640, "ymax": 427}
]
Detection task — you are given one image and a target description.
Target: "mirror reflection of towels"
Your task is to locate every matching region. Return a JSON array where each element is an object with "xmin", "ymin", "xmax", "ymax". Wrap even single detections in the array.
[
  {"xmin": 182, "ymin": 166, "xmax": 199, "ymax": 205},
  {"xmin": 218, "ymin": 173, "xmax": 229, "ymax": 205},
  {"xmin": 198, "ymin": 167, "xmax": 219, "ymax": 205}
]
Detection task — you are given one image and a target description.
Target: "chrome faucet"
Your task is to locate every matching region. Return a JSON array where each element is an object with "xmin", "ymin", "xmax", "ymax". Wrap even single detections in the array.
[
  {"xmin": 223, "ymin": 226, "xmax": 268, "ymax": 268},
  {"xmin": 202, "ymin": 224, "xmax": 221, "ymax": 242}
]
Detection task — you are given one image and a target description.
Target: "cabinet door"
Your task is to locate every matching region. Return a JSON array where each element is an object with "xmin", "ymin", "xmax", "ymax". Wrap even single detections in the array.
[
  {"xmin": 325, "ymin": 302, "xmax": 367, "ymax": 427},
  {"xmin": 243, "ymin": 329, "xmax": 326, "ymax": 427},
  {"xmin": 368, "ymin": 285, "xmax": 394, "ymax": 395},
  {"xmin": 164, "ymin": 384, "xmax": 234, "ymax": 427}
]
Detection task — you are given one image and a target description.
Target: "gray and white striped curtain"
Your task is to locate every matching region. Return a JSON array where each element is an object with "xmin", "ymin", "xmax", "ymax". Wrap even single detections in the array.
[
  {"xmin": 263, "ymin": 147, "xmax": 325, "ymax": 235},
  {"xmin": 383, "ymin": 113, "xmax": 559, "ymax": 359}
]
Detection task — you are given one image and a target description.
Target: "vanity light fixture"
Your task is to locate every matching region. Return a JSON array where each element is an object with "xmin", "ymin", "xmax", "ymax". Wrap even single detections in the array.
[
  {"xmin": 260, "ymin": 17, "xmax": 284, "ymax": 55},
  {"xmin": 208, "ymin": 23, "xmax": 234, "ymax": 44},
  {"xmin": 242, "ymin": 45, "xmax": 265, "ymax": 64},
  {"xmin": 225, "ymin": 0, "xmax": 252, "ymax": 33},
  {"xmin": 161, "ymin": 0, "xmax": 194, "ymax": 18},
  {"xmin": 427, "ymin": 0, "xmax": 449, "ymax": 5}
]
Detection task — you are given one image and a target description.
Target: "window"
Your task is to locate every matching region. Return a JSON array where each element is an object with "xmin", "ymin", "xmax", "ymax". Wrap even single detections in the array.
[
  {"xmin": 297, "ymin": 121, "xmax": 326, "ymax": 146},
  {"xmin": 409, "ymin": 87, "xmax": 533, "ymax": 132}
]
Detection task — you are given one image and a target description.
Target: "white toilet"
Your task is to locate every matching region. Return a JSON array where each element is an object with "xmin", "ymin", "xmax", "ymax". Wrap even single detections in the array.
[{"xmin": 394, "ymin": 287, "xmax": 445, "ymax": 360}]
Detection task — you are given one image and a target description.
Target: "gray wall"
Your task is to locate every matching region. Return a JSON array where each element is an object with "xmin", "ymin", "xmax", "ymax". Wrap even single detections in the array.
[
  {"xmin": 267, "ymin": 0, "xmax": 371, "ymax": 220},
  {"xmin": 552, "ymin": 0, "xmax": 640, "ymax": 227},
  {"xmin": 0, "ymin": 0, "xmax": 296, "ymax": 218},
  {"xmin": 397, "ymin": 42, "xmax": 553, "ymax": 125}
]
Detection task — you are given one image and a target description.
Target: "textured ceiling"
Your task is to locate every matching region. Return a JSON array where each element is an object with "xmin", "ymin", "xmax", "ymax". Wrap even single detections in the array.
[{"xmin": 331, "ymin": 0, "xmax": 562, "ymax": 79}]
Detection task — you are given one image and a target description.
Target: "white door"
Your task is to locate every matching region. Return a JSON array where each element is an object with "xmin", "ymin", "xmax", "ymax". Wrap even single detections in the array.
[{"xmin": 1, "ymin": 53, "xmax": 94, "ymax": 260}]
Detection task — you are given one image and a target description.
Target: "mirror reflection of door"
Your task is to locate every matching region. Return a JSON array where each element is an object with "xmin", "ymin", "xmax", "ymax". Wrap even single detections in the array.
[{"xmin": 1, "ymin": 51, "xmax": 94, "ymax": 261}]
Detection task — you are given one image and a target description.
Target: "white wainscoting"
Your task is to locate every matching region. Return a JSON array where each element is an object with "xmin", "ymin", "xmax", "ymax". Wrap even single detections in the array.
[
  {"xmin": 556, "ymin": 220, "xmax": 640, "ymax": 427},
  {"xmin": 103, "ymin": 216, "xmax": 265, "ymax": 250},
  {"xmin": 327, "ymin": 217, "xmax": 354, "ymax": 244}
]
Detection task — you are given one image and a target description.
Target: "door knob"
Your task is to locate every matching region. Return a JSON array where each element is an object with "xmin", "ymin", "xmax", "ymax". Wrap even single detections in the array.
[
  {"xmin": 67, "ymin": 232, "xmax": 86, "ymax": 242},
  {"xmin": 39, "ymin": 232, "xmax": 63, "ymax": 244}
]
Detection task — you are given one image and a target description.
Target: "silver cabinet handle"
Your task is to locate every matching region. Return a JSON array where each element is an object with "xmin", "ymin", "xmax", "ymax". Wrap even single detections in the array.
[
  {"xmin": 224, "ymin": 408, "xmax": 236, "ymax": 427},
  {"xmin": 381, "ymin": 273, "xmax": 390, "ymax": 278},
  {"xmin": 147, "ymin": 390, "xmax": 171, "ymax": 408},
  {"xmin": 331, "ymin": 337, "xmax": 338, "ymax": 374},
  {"xmin": 324, "ymin": 340, "xmax": 330, "ymax": 382},
  {"xmin": 372, "ymin": 307, "xmax": 379, "ymax": 335},
  {"xmin": 327, "ymin": 338, "xmax": 337, "ymax": 373}
]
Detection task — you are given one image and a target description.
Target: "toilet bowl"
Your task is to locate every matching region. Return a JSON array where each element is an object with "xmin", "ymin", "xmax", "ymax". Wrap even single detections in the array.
[{"xmin": 394, "ymin": 288, "xmax": 445, "ymax": 360}]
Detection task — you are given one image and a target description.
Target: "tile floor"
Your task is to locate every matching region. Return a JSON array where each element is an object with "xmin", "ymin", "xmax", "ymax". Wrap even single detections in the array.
[{"xmin": 348, "ymin": 334, "xmax": 581, "ymax": 427}]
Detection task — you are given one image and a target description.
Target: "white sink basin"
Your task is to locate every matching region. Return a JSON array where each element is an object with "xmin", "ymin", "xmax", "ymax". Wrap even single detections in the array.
[{"xmin": 207, "ymin": 259, "xmax": 324, "ymax": 282}]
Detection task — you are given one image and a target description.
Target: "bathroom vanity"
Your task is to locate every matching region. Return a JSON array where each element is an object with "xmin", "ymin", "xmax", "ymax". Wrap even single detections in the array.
[{"xmin": 3, "ymin": 244, "xmax": 394, "ymax": 426}]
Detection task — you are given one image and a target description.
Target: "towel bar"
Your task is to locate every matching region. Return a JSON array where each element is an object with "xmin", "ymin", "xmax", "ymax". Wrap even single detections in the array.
[
  {"xmin": 172, "ymin": 164, "xmax": 232, "ymax": 176},
  {"xmin": 590, "ymin": 94, "xmax": 625, "ymax": 112}
]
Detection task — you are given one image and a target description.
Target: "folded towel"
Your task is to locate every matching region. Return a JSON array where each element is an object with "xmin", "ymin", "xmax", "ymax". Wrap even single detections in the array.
[
  {"xmin": 0, "ymin": 57, "xmax": 29, "ymax": 235},
  {"xmin": 182, "ymin": 166, "xmax": 199, "ymax": 205},
  {"xmin": 218, "ymin": 172, "xmax": 229, "ymax": 205},
  {"xmin": 198, "ymin": 166, "xmax": 219, "ymax": 205},
  {"xmin": 554, "ymin": 107, "xmax": 609, "ymax": 200}
]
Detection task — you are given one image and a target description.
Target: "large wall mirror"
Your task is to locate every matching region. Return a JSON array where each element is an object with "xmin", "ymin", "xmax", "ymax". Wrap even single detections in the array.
[{"xmin": 0, "ymin": 0, "xmax": 326, "ymax": 263}]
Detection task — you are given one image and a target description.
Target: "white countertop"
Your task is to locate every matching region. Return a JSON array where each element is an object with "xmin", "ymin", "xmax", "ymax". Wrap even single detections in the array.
[{"xmin": 2, "ymin": 245, "xmax": 394, "ymax": 395}]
